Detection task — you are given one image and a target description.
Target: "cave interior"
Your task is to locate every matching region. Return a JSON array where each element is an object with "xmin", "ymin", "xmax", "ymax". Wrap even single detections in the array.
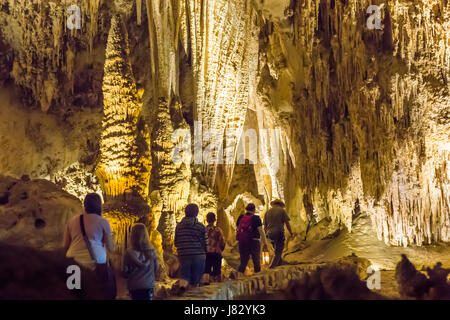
[{"xmin": 0, "ymin": 0, "xmax": 449, "ymax": 300}]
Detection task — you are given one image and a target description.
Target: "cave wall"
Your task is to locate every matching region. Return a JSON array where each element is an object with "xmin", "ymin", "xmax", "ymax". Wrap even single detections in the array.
[
  {"xmin": 254, "ymin": 0, "xmax": 449, "ymax": 246},
  {"xmin": 0, "ymin": 0, "xmax": 448, "ymax": 252}
]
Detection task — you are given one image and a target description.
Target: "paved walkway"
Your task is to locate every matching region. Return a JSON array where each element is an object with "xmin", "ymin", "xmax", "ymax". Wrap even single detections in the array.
[
  {"xmin": 169, "ymin": 264, "xmax": 326, "ymax": 300},
  {"xmin": 117, "ymin": 261, "xmax": 400, "ymax": 300}
]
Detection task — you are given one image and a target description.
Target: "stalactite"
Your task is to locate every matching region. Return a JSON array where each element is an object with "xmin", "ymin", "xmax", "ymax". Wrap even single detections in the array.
[
  {"xmin": 136, "ymin": 0, "xmax": 142, "ymax": 25},
  {"xmin": 145, "ymin": 0, "xmax": 178, "ymax": 98},
  {"xmin": 182, "ymin": 0, "xmax": 259, "ymax": 189},
  {"xmin": 1, "ymin": 0, "xmax": 108, "ymax": 112},
  {"xmin": 82, "ymin": 0, "xmax": 102, "ymax": 53},
  {"xmin": 257, "ymin": 0, "xmax": 449, "ymax": 246}
]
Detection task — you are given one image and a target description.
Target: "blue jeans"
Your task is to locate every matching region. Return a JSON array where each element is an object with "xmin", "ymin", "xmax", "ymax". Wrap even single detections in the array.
[{"xmin": 179, "ymin": 254, "xmax": 206, "ymax": 286}]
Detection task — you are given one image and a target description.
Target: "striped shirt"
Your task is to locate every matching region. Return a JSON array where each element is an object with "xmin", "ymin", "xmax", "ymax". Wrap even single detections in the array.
[{"xmin": 174, "ymin": 217, "xmax": 207, "ymax": 257}]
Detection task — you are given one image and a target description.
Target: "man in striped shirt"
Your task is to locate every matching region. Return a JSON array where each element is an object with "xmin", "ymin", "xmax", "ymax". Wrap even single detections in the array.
[{"xmin": 174, "ymin": 203, "xmax": 207, "ymax": 287}]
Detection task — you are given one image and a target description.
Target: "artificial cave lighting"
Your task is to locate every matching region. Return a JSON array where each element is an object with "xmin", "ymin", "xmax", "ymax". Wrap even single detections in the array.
[{"xmin": 0, "ymin": 0, "xmax": 448, "ymax": 302}]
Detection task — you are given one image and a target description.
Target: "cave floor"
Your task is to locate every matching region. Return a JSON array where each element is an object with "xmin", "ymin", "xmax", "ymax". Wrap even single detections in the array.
[
  {"xmin": 284, "ymin": 215, "xmax": 450, "ymax": 271},
  {"xmin": 115, "ymin": 263, "xmax": 404, "ymax": 300},
  {"xmin": 115, "ymin": 215, "xmax": 449, "ymax": 300},
  {"xmin": 378, "ymin": 271, "xmax": 401, "ymax": 299},
  {"xmin": 281, "ymin": 216, "xmax": 450, "ymax": 299},
  {"xmin": 115, "ymin": 264, "xmax": 429, "ymax": 300}
]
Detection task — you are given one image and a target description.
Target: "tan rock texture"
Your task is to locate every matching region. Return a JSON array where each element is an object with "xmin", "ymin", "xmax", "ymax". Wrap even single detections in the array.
[
  {"xmin": 0, "ymin": 0, "xmax": 448, "ymax": 256},
  {"xmin": 0, "ymin": 175, "xmax": 82, "ymax": 250}
]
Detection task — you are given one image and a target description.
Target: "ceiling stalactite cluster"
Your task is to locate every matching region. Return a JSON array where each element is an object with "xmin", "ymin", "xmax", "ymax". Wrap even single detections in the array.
[
  {"xmin": 0, "ymin": 0, "xmax": 111, "ymax": 111},
  {"xmin": 0, "ymin": 0, "xmax": 448, "ymax": 269},
  {"xmin": 181, "ymin": 0, "xmax": 259, "ymax": 191},
  {"xmin": 255, "ymin": 0, "xmax": 449, "ymax": 246}
]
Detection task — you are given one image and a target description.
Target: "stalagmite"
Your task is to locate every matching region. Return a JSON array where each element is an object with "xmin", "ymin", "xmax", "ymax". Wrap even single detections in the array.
[
  {"xmin": 96, "ymin": 14, "xmax": 151, "ymax": 254},
  {"xmin": 150, "ymin": 100, "xmax": 191, "ymax": 252},
  {"xmin": 0, "ymin": 1, "xmax": 448, "ymax": 285}
]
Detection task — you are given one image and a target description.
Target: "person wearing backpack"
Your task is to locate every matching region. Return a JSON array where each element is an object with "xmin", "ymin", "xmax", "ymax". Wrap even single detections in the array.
[
  {"xmin": 203, "ymin": 212, "xmax": 226, "ymax": 284},
  {"xmin": 236, "ymin": 203, "xmax": 269, "ymax": 277},
  {"xmin": 122, "ymin": 223, "xmax": 160, "ymax": 300}
]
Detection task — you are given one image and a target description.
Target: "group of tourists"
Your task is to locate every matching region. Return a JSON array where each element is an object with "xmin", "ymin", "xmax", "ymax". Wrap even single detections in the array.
[{"xmin": 62, "ymin": 193, "xmax": 293, "ymax": 300}]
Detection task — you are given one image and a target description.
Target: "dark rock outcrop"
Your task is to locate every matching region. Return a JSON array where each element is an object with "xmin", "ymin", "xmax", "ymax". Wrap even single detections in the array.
[
  {"xmin": 395, "ymin": 254, "xmax": 450, "ymax": 300},
  {"xmin": 0, "ymin": 243, "xmax": 110, "ymax": 300}
]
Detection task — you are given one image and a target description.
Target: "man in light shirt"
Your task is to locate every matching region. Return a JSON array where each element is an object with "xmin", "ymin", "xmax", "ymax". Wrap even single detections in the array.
[{"xmin": 263, "ymin": 199, "xmax": 293, "ymax": 268}]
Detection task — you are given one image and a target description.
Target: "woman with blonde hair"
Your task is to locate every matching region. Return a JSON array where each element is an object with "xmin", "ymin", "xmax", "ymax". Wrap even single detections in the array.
[{"xmin": 122, "ymin": 223, "xmax": 159, "ymax": 300}]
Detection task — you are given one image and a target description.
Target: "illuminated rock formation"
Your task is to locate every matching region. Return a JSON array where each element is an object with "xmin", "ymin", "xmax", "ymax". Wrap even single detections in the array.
[
  {"xmin": 0, "ymin": 0, "xmax": 448, "ymax": 269},
  {"xmin": 180, "ymin": 0, "xmax": 259, "ymax": 191},
  {"xmin": 96, "ymin": 14, "xmax": 151, "ymax": 253},
  {"xmin": 150, "ymin": 100, "xmax": 191, "ymax": 252},
  {"xmin": 255, "ymin": 0, "xmax": 449, "ymax": 246},
  {"xmin": 0, "ymin": 175, "xmax": 82, "ymax": 250}
]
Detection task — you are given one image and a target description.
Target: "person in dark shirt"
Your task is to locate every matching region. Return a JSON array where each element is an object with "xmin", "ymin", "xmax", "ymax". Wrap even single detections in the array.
[
  {"xmin": 174, "ymin": 203, "xmax": 207, "ymax": 287},
  {"xmin": 236, "ymin": 203, "xmax": 269, "ymax": 277}
]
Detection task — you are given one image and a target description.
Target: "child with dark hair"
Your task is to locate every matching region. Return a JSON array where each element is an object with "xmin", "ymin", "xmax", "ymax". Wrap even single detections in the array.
[{"xmin": 202, "ymin": 212, "xmax": 226, "ymax": 284}]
